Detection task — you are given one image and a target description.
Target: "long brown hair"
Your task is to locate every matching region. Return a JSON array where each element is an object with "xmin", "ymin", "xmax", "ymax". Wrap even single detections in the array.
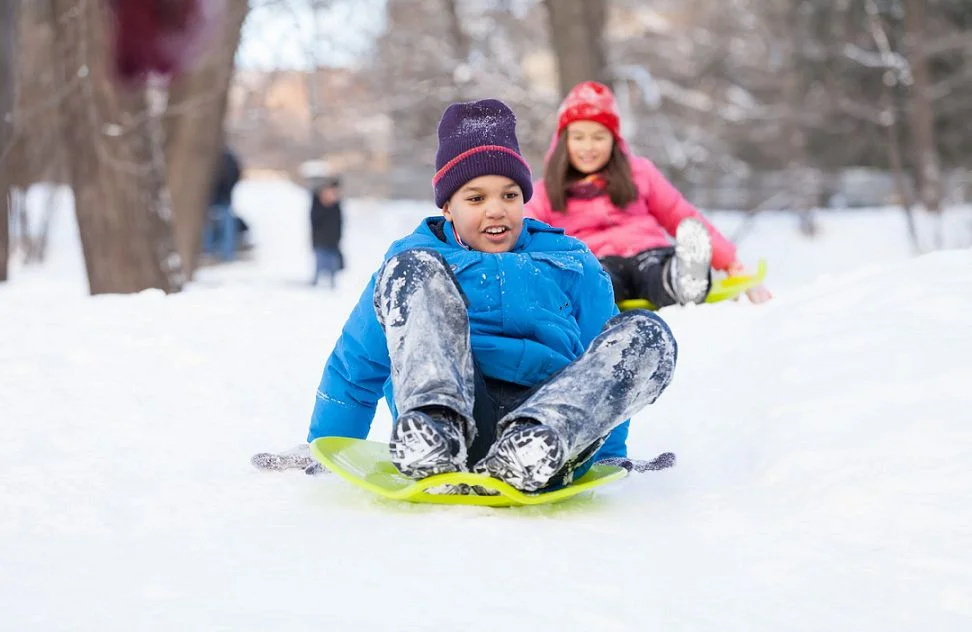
[{"xmin": 543, "ymin": 130, "xmax": 639, "ymax": 212}]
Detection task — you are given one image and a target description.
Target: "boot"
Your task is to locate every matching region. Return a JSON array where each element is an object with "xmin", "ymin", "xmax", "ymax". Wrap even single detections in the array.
[
  {"xmin": 665, "ymin": 218, "xmax": 712, "ymax": 305},
  {"xmin": 472, "ymin": 420, "xmax": 567, "ymax": 492},
  {"xmin": 389, "ymin": 406, "xmax": 470, "ymax": 478},
  {"xmin": 475, "ymin": 311, "xmax": 677, "ymax": 491}
]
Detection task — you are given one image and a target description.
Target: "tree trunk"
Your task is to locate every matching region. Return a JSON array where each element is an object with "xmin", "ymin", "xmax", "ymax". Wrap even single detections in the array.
[
  {"xmin": 864, "ymin": 0, "xmax": 920, "ymax": 252},
  {"xmin": 0, "ymin": 0, "xmax": 18, "ymax": 283},
  {"xmin": 164, "ymin": 0, "xmax": 248, "ymax": 277},
  {"xmin": 780, "ymin": 3, "xmax": 816, "ymax": 237},
  {"xmin": 882, "ymin": 81, "xmax": 921, "ymax": 253},
  {"xmin": 442, "ymin": 0, "xmax": 471, "ymax": 101},
  {"xmin": 543, "ymin": 0, "xmax": 609, "ymax": 98},
  {"xmin": 51, "ymin": 0, "xmax": 183, "ymax": 295},
  {"xmin": 886, "ymin": 106, "xmax": 921, "ymax": 253},
  {"xmin": 442, "ymin": 0, "xmax": 471, "ymax": 62},
  {"xmin": 903, "ymin": 0, "xmax": 942, "ymax": 213}
]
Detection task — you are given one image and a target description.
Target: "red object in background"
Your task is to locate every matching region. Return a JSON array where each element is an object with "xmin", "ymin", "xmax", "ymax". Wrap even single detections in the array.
[{"xmin": 107, "ymin": 0, "xmax": 222, "ymax": 83}]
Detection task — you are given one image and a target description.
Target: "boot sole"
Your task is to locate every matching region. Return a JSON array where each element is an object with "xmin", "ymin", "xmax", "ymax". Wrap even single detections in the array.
[
  {"xmin": 674, "ymin": 218, "xmax": 713, "ymax": 304},
  {"xmin": 474, "ymin": 425, "xmax": 566, "ymax": 492},
  {"xmin": 389, "ymin": 413, "xmax": 466, "ymax": 478}
]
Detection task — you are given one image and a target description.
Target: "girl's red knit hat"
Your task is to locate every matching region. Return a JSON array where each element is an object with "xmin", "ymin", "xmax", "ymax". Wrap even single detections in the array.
[{"xmin": 556, "ymin": 81, "xmax": 622, "ymax": 139}]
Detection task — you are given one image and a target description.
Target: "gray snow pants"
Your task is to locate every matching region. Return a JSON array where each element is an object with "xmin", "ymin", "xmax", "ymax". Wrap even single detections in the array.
[{"xmin": 373, "ymin": 248, "xmax": 678, "ymax": 472}]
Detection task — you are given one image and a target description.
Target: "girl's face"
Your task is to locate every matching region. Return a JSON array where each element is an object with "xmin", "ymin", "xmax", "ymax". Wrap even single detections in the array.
[
  {"xmin": 566, "ymin": 120, "xmax": 614, "ymax": 174},
  {"xmin": 443, "ymin": 175, "xmax": 524, "ymax": 253}
]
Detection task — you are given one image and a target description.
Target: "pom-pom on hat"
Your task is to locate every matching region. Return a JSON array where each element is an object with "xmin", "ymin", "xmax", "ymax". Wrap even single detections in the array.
[
  {"xmin": 555, "ymin": 81, "xmax": 622, "ymax": 139},
  {"xmin": 433, "ymin": 99, "xmax": 533, "ymax": 208}
]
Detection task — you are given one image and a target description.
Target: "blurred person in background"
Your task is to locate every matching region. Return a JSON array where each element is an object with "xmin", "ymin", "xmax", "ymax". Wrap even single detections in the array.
[
  {"xmin": 309, "ymin": 176, "xmax": 344, "ymax": 288},
  {"xmin": 108, "ymin": 0, "xmax": 218, "ymax": 83},
  {"xmin": 203, "ymin": 147, "xmax": 245, "ymax": 262}
]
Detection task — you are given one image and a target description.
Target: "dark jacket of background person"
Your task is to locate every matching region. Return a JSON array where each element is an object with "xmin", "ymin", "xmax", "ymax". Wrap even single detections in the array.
[
  {"xmin": 310, "ymin": 189, "xmax": 343, "ymax": 249},
  {"xmin": 211, "ymin": 149, "xmax": 241, "ymax": 207}
]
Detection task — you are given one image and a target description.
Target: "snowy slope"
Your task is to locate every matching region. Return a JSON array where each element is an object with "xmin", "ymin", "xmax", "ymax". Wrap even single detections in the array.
[{"xmin": 1, "ymin": 180, "xmax": 970, "ymax": 631}]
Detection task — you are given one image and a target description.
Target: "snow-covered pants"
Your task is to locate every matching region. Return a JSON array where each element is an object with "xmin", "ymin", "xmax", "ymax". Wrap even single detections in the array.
[{"xmin": 373, "ymin": 248, "xmax": 678, "ymax": 466}]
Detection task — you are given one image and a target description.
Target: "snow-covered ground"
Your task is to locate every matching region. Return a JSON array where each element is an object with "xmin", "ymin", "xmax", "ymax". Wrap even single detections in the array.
[{"xmin": 1, "ymin": 180, "xmax": 970, "ymax": 631}]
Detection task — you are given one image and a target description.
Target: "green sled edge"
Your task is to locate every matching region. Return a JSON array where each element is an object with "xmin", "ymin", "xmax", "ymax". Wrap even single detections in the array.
[
  {"xmin": 618, "ymin": 258, "xmax": 768, "ymax": 312},
  {"xmin": 310, "ymin": 437, "xmax": 628, "ymax": 507}
]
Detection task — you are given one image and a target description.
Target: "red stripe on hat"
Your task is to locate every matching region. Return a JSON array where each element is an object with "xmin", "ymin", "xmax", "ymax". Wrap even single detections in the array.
[{"xmin": 432, "ymin": 145, "xmax": 530, "ymax": 185}]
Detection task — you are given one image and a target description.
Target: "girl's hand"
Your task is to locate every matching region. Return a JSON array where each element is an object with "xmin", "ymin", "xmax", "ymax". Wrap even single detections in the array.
[
  {"xmin": 745, "ymin": 285, "xmax": 773, "ymax": 304},
  {"xmin": 726, "ymin": 261, "xmax": 773, "ymax": 304},
  {"xmin": 726, "ymin": 260, "xmax": 747, "ymax": 276}
]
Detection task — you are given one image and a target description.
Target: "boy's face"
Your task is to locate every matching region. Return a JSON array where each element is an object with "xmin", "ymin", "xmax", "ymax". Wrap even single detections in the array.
[
  {"xmin": 566, "ymin": 120, "xmax": 614, "ymax": 174},
  {"xmin": 443, "ymin": 175, "xmax": 524, "ymax": 253}
]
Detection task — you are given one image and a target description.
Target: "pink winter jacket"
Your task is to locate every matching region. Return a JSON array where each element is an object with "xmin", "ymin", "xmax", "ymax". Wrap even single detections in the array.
[{"xmin": 526, "ymin": 155, "xmax": 736, "ymax": 270}]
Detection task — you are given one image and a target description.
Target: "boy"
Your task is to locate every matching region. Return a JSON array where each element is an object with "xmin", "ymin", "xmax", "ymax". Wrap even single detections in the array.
[{"xmin": 304, "ymin": 99, "xmax": 678, "ymax": 492}]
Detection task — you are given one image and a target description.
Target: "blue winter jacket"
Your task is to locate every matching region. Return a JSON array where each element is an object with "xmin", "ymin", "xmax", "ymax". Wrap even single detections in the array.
[{"xmin": 307, "ymin": 216, "xmax": 630, "ymax": 460}]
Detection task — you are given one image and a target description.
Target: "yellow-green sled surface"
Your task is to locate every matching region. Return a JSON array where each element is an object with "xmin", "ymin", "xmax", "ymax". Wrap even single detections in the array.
[
  {"xmin": 310, "ymin": 437, "xmax": 627, "ymax": 507},
  {"xmin": 618, "ymin": 259, "xmax": 768, "ymax": 311}
]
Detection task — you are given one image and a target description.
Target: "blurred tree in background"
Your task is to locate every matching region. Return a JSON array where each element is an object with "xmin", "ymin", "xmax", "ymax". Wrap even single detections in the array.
[
  {"xmin": 3, "ymin": 0, "xmax": 247, "ymax": 293},
  {"xmin": 0, "ymin": 0, "xmax": 19, "ymax": 282},
  {"xmin": 230, "ymin": 0, "xmax": 971, "ymax": 217},
  {"xmin": 50, "ymin": 0, "xmax": 184, "ymax": 294},
  {"xmin": 3, "ymin": 0, "xmax": 971, "ymax": 292},
  {"xmin": 164, "ymin": 1, "xmax": 250, "ymax": 275},
  {"xmin": 544, "ymin": 0, "xmax": 609, "ymax": 97}
]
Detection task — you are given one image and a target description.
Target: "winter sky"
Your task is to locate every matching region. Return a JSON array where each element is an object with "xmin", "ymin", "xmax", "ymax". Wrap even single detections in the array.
[{"xmin": 236, "ymin": 0, "xmax": 387, "ymax": 70}]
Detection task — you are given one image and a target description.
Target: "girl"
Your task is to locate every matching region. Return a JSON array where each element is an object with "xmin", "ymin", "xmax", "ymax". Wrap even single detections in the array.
[
  {"xmin": 289, "ymin": 99, "xmax": 678, "ymax": 493},
  {"xmin": 527, "ymin": 81, "xmax": 772, "ymax": 308}
]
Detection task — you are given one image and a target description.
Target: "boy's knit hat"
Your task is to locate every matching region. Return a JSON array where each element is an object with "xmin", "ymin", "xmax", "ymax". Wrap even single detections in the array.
[
  {"xmin": 556, "ymin": 81, "xmax": 622, "ymax": 139},
  {"xmin": 433, "ymin": 99, "xmax": 533, "ymax": 208}
]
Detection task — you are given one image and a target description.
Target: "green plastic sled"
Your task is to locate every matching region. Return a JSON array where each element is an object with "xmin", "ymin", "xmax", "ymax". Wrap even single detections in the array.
[
  {"xmin": 618, "ymin": 259, "xmax": 768, "ymax": 311},
  {"xmin": 310, "ymin": 437, "xmax": 627, "ymax": 507}
]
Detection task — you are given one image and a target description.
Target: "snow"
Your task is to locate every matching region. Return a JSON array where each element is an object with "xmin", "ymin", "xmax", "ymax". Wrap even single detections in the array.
[{"xmin": 2, "ymin": 180, "xmax": 971, "ymax": 631}]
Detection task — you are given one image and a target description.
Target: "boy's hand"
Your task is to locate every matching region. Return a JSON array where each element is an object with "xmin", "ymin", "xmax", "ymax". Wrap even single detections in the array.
[
  {"xmin": 251, "ymin": 444, "xmax": 327, "ymax": 474},
  {"xmin": 304, "ymin": 463, "xmax": 328, "ymax": 476},
  {"xmin": 597, "ymin": 452, "xmax": 675, "ymax": 472}
]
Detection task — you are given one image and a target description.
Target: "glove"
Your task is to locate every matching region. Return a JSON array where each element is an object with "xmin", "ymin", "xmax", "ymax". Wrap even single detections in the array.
[
  {"xmin": 250, "ymin": 443, "xmax": 328, "ymax": 476},
  {"xmin": 303, "ymin": 462, "xmax": 328, "ymax": 476},
  {"xmin": 596, "ymin": 452, "xmax": 676, "ymax": 473}
]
